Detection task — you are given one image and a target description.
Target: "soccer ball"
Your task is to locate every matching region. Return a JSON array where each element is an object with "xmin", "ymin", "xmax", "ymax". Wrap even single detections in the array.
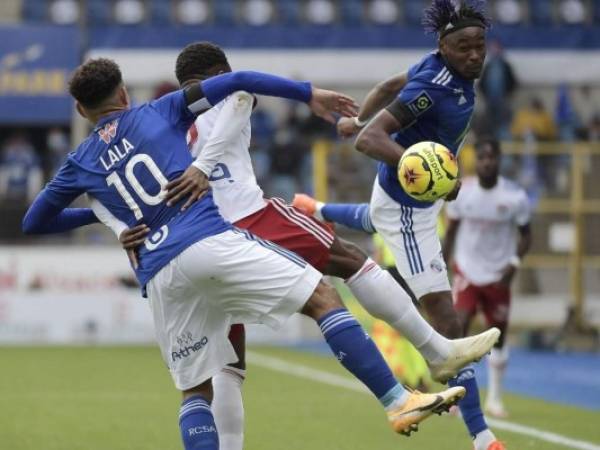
[{"xmin": 397, "ymin": 141, "xmax": 458, "ymax": 202}]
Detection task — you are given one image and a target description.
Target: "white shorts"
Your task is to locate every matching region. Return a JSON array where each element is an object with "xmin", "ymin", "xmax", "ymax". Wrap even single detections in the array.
[
  {"xmin": 369, "ymin": 178, "xmax": 451, "ymax": 300},
  {"xmin": 146, "ymin": 229, "xmax": 322, "ymax": 390}
]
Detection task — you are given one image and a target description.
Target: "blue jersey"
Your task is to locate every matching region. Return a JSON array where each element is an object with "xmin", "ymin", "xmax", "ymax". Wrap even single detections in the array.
[
  {"xmin": 378, "ymin": 51, "xmax": 475, "ymax": 208},
  {"xmin": 44, "ymin": 90, "xmax": 231, "ymax": 289}
]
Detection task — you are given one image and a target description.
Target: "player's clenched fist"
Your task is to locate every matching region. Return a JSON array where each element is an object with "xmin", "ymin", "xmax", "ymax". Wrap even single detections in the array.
[{"xmin": 164, "ymin": 165, "xmax": 210, "ymax": 211}]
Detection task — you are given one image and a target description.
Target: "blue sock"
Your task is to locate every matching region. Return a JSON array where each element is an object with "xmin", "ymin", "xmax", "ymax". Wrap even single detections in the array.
[
  {"xmin": 179, "ymin": 395, "xmax": 219, "ymax": 450},
  {"xmin": 318, "ymin": 308, "xmax": 404, "ymax": 405},
  {"xmin": 321, "ymin": 203, "xmax": 376, "ymax": 233},
  {"xmin": 448, "ymin": 366, "xmax": 488, "ymax": 437}
]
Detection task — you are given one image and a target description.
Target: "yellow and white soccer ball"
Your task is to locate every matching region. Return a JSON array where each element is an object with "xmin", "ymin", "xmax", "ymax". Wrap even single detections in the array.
[{"xmin": 397, "ymin": 141, "xmax": 458, "ymax": 202}]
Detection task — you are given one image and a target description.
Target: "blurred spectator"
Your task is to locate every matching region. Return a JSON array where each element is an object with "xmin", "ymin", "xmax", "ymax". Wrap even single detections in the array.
[
  {"xmin": 46, "ymin": 128, "xmax": 70, "ymax": 172},
  {"xmin": 588, "ymin": 114, "xmax": 600, "ymax": 141},
  {"xmin": 479, "ymin": 39, "xmax": 518, "ymax": 139},
  {"xmin": 243, "ymin": 0, "xmax": 275, "ymax": 26},
  {"xmin": 368, "ymin": 0, "xmax": 399, "ymax": 25},
  {"xmin": 305, "ymin": 0, "xmax": 336, "ymax": 24},
  {"xmin": 153, "ymin": 81, "xmax": 178, "ymax": 99},
  {"xmin": 175, "ymin": 0, "xmax": 209, "ymax": 25},
  {"xmin": 250, "ymin": 106, "xmax": 276, "ymax": 150},
  {"xmin": 49, "ymin": 0, "xmax": 80, "ymax": 24},
  {"xmin": 555, "ymin": 84, "xmax": 580, "ymax": 142},
  {"xmin": 113, "ymin": 0, "xmax": 146, "ymax": 24},
  {"xmin": 494, "ymin": 0, "xmax": 523, "ymax": 25},
  {"xmin": 0, "ymin": 133, "xmax": 42, "ymax": 203},
  {"xmin": 511, "ymin": 97, "xmax": 556, "ymax": 141},
  {"xmin": 268, "ymin": 128, "xmax": 306, "ymax": 200},
  {"xmin": 574, "ymin": 85, "xmax": 600, "ymax": 133},
  {"xmin": 559, "ymin": 0, "xmax": 586, "ymax": 24}
]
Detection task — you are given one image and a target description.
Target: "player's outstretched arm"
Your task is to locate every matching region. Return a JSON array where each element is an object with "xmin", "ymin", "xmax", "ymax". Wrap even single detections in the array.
[
  {"xmin": 338, "ymin": 71, "xmax": 408, "ymax": 138},
  {"xmin": 22, "ymin": 190, "xmax": 99, "ymax": 234},
  {"xmin": 190, "ymin": 71, "xmax": 357, "ymax": 122}
]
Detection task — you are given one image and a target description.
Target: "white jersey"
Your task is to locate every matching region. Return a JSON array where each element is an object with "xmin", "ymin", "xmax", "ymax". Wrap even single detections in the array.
[
  {"xmin": 91, "ymin": 91, "xmax": 267, "ymax": 234},
  {"xmin": 446, "ymin": 176, "xmax": 530, "ymax": 286},
  {"xmin": 188, "ymin": 92, "xmax": 267, "ymax": 223}
]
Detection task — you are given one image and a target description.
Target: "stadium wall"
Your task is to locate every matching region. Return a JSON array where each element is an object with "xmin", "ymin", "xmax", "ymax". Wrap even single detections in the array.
[{"xmin": 1, "ymin": 247, "xmax": 598, "ymax": 345}]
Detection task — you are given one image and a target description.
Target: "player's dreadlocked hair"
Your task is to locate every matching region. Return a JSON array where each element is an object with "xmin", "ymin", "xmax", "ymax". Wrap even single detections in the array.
[
  {"xmin": 69, "ymin": 58, "xmax": 123, "ymax": 109},
  {"xmin": 422, "ymin": 0, "xmax": 491, "ymax": 38},
  {"xmin": 175, "ymin": 41, "xmax": 232, "ymax": 85}
]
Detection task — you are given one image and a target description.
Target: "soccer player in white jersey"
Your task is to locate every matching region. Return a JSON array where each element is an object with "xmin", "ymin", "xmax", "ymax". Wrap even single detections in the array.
[
  {"xmin": 24, "ymin": 58, "xmax": 471, "ymax": 450},
  {"xmin": 443, "ymin": 138, "xmax": 532, "ymax": 418},
  {"xmin": 93, "ymin": 42, "xmax": 499, "ymax": 450}
]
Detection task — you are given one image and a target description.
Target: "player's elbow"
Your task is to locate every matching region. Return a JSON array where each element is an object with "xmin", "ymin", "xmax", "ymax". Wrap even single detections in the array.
[
  {"xmin": 21, "ymin": 210, "xmax": 40, "ymax": 235},
  {"xmin": 355, "ymin": 127, "xmax": 378, "ymax": 156}
]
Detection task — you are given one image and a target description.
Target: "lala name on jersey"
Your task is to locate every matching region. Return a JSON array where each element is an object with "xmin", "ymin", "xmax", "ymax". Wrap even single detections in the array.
[{"xmin": 100, "ymin": 138, "xmax": 135, "ymax": 171}]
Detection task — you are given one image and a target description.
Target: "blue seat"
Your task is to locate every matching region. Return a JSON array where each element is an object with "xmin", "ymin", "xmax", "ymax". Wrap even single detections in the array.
[
  {"xmin": 529, "ymin": 0, "xmax": 554, "ymax": 25},
  {"xmin": 593, "ymin": 0, "xmax": 600, "ymax": 22},
  {"xmin": 277, "ymin": 0, "xmax": 302, "ymax": 24},
  {"xmin": 403, "ymin": 0, "xmax": 424, "ymax": 26},
  {"xmin": 21, "ymin": 0, "xmax": 47, "ymax": 22},
  {"xmin": 87, "ymin": 0, "xmax": 113, "ymax": 24},
  {"xmin": 149, "ymin": 0, "xmax": 172, "ymax": 24},
  {"xmin": 340, "ymin": 0, "xmax": 364, "ymax": 25},
  {"xmin": 213, "ymin": 0, "xmax": 236, "ymax": 25}
]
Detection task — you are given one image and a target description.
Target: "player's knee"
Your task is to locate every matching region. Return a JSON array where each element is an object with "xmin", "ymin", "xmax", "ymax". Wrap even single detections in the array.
[
  {"xmin": 183, "ymin": 378, "xmax": 213, "ymax": 402},
  {"xmin": 326, "ymin": 238, "xmax": 367, "ymax": 278},
  {"xmin": 301, "ymin": 281, "xmax": 344, "ymax": 320}
]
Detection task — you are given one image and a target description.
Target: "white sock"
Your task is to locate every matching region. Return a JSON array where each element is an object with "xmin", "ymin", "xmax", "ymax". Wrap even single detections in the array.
[
  {"xmin": 474, "ymin": 428, "xmax": 497, "ymax": 450},
  {"xmin": 346, "ymin": 258, "xmax": 450, "ymax": 364},
  {"xmin": 487, "ymin": 347, "xmax": 509, "ymax": 405},
  {"xmin": 314, "ymin": 201, "xmax": 325, "ymax": 221},
  {"xmin": 212, "ymin": 366, "xmax": 246, "ymax": 450}
]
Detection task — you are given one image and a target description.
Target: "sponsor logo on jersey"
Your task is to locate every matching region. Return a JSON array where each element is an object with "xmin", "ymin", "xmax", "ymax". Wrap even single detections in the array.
[
  {"xmin": 172, "ymin": 335, "xmax": 209, "ymax": 361},
  {"xmin": 98, "ymin": 120, "xmax": 118, "ymax": 144}
]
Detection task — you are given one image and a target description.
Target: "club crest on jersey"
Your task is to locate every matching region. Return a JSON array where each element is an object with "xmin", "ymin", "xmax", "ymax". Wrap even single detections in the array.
[
  {"xmin": 407, "ymin": 91, "xmax": 434, "ymax": 117},
  {"xmin": 98, "ymin": 120, "xmax": 118, "ymax": 144}
]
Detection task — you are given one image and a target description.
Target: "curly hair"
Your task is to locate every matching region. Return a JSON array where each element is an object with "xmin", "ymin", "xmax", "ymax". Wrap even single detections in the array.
[
  {"xmin": 475, "ymin": 136, "xmax": 501, "ymax": 156},
  {"xmin": 175, "ymin": 41, "xmax": 231, "ymax": 85},
  {"xmin": 422, "ymin": 0, "xmax": 491, "ymax": 36},
  {"xmin": 68, "ymin": 58, "xmax": 123, "ymax": 109}
]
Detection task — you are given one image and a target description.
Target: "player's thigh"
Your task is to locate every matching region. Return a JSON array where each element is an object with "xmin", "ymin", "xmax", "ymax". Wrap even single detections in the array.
[
  {"xmin": 180, "ymin": 228, "xmax": 323, "ymax": 330},
  {"xmin": 369, "ymin": 182, "xmax": 448, "ymax": 297},
  {"xmin": 452, "ymin": 268, "xmax": 480, "ymax": 332},
  {"xmin": 420, "ymin": 290, "xmax": 462, "ymax": 339},
  {"xmin": 147, "ymin": 256, "xmax": 236, "ymax": 391},
  {"xmin": 481, "ymin": 284, "xmax": 511, "ymax": 340}
]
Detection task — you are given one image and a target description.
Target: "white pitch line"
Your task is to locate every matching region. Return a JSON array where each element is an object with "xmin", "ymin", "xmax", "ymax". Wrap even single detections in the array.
[{"xmin": 247, "ymin": 351, "xmax": 600, "ymax": 450}]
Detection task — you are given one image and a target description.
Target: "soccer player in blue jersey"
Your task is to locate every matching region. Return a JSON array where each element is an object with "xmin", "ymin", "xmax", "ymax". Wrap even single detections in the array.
[
  {"xmin": 294, "ymin": 1, "xmax": 506, "ymax": 449},
  {"xmin": 22, "ymin": 58, "xmax": 467, "ymax": 449}
]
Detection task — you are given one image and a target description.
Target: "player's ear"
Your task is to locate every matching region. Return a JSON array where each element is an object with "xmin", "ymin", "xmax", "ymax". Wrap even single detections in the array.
[
  {"xmin": 119, "ymin": 86, "xmax": 130, "ymax": 107},
  {"xmin": 75, "ymin": 101, "xmax": 88, "ymax": 120}
]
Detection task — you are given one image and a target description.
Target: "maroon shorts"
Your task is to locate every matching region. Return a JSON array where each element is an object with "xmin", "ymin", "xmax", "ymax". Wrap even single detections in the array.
[
  {"xmin": 452, "ymin": 264, "xmax": 511, "ymax": 329},
  {"xmin": 234, "ymin": 197, "xmax": 335, "ymax": 272}
]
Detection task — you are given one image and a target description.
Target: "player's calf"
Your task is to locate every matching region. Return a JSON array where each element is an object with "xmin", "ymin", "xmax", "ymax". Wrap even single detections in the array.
[
  {"xmin": 300, "ymin": 282, "xmax": 462, "ymax": 435},
  {"xmin": 180, "ymin": 380, "xmax": 219, "ymax": 450}
]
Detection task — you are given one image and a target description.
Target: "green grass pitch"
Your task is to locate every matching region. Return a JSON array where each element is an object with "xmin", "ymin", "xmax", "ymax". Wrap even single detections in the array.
[{"xmin": 0, "ymin": 346, "xmax": 598, "ymax": 450}]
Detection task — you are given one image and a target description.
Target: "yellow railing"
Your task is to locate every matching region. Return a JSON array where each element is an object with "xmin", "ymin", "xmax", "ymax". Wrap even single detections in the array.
[{"xmin": 312, "ymin": 140, "xmax": 600, "ymax": 330}]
